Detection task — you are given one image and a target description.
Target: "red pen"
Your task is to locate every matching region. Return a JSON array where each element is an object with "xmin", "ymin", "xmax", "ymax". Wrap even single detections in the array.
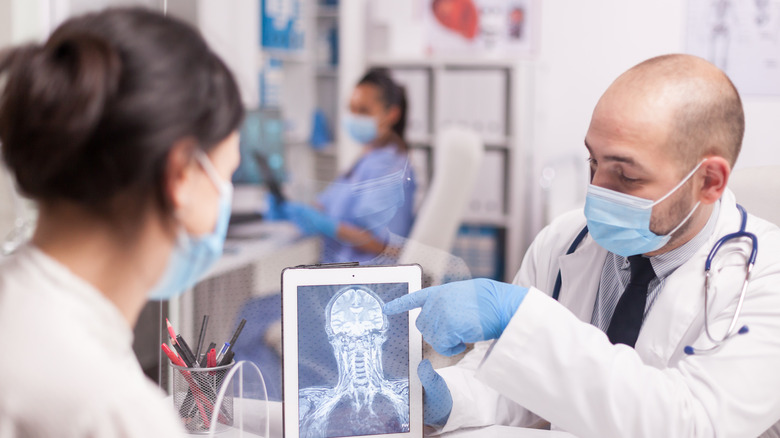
[
  {"xmin": 161, "ymin": 343, "xmax": 211, "ymax": 427},
  {"xmin": 161, "ymin": 343, "xmax": 184, "ymax": 366},
  {"xmin": 160, "ymin": 344, "xmax": 230, "ymax": 425}
]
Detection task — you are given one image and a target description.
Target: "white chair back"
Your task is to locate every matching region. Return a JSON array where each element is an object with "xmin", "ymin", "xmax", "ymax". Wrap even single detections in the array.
[
  {"xmin": 728, "ymin": 165, "xmax": 780, "ymax": 227},
  {"xmin": 399, "ymin": 127, "xmax": 485, "ymax": 282}
]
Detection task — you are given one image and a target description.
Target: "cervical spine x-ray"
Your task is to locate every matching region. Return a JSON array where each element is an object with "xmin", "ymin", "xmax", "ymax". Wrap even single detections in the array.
[{"xmin": 298, "ymin": 284, "xmax": 410, "ymax": 438}]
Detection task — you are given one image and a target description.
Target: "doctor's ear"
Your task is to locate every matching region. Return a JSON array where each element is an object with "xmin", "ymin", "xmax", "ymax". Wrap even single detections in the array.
[
  {"xmin": 699, "ymin": 156, "xmax": 731, "ymax": 204},
  {"xmin": 164, "ymin": 137, "xmax": 200, "ymax": 213}
]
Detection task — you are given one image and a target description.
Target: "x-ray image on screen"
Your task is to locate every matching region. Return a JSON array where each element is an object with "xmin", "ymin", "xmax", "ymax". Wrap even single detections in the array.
[{"xmin": 297, "ymin": 283, "xmax": 410, "ymax": 438}]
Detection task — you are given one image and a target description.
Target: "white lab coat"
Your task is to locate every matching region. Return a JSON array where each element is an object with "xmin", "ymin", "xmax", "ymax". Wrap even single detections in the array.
[
  {"xmin": 438, "ymin": 189, "xmax": 780, "ymax": 438},
  {"xmin": 0, "ymin": 245, "xmax": 185, "ymax": 437}
]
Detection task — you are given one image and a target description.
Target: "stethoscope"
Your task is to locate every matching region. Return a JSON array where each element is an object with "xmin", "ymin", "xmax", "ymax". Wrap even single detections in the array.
[{"xmin": 552, "ymin": 204, "xmax": 757, "ymax": 356}]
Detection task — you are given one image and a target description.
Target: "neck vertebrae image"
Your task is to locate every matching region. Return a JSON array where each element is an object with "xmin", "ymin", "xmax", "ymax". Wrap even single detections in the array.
[{"xmin": 299, "ymin": 286, "xmax": 410, "ymax": 438}]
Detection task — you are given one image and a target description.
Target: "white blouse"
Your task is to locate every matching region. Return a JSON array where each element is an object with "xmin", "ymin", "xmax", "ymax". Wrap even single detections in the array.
[{"xmin": 0, "ymin": 245, "xmax": 184, "ymax": 437}]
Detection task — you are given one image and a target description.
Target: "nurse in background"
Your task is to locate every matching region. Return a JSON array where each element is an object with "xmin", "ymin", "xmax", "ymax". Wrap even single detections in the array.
[
  {"xmin": 270, "ymin": 68, "xmax": 416, "ymax": 264},
  {"xmin": 0, "ymin": 8, "xmax": 243, "ymax": 437}
]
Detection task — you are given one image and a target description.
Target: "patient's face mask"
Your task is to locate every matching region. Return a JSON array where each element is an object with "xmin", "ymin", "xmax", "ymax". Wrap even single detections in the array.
[
  {"xmin": 584, "ymin": 159, "xmax": 705, "ymax": 257},
  {"xmin": 148, "ymin": 150, "xmax": 233, "ymax": 301},
  {"xmin": 343, "ymin": 113, "xmax": 379, "ymax": 145}
]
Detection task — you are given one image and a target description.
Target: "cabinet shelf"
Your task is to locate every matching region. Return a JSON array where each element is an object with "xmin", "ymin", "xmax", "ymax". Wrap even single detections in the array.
[{"xmin": 316, "ymin": 6, "xmax": 339, "ymax": 19}]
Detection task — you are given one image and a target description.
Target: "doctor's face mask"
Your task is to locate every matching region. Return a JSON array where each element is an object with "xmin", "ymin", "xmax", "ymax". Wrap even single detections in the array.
[
  {"xmin": 584, "ymin": 159, "xmax": 705, "ymax": 257},
  {"xmin": 148, "ymin": 150, "xmax": 233, "ymax": 301}
]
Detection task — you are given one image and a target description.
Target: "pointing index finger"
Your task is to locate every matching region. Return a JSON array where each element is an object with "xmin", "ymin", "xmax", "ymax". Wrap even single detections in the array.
[{"xmin": 383, "ymin": 288, "xmax": 431, "ymax": 315}]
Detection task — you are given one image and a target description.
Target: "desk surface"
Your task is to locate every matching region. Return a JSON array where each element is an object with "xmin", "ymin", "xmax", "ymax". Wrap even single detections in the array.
[
  {"xmin": 188, "ymin": 399, "xmax": 575, "ymax": 438},
  {"xmin": 204, "ymin": 221, "xmax": 306, "ymax": 280}
]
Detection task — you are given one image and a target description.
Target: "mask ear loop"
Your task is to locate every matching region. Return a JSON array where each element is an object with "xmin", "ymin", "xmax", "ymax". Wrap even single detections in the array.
[
  {"xmin": 194, "ymin": 149, "xmax": 230, "ymax": 195},
  {"xmin": 647, "ymin": 158, "xmax": 708, "ymax": 208}
]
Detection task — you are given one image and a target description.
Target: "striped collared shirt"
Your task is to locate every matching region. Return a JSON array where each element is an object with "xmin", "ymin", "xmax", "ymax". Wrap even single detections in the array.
[{"xmin": 591, "ymin": 201, "xmax": 721, "ymax": 332}]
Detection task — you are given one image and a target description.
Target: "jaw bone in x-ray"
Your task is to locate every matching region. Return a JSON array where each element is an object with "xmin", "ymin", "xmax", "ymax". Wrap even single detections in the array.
[{"xmin": 299, "ymin": 286, "xmax": 409, "ymax": 438}]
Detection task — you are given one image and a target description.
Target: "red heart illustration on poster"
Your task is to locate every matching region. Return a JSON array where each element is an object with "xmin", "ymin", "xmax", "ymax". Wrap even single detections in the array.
[{"xmin": 431, "ymin": 0, "xmax": 479, "ymax": 40}]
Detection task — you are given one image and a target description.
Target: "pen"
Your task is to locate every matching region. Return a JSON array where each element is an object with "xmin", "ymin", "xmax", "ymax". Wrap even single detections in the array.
[
  {"xmin": 176, "ymin": 334, "xmax": 197, "ymax": 367},
  {"xmin": 194, "ymin": 315, "xmax": 209, "ymax": 365},
  {"xmin": 162, "ymin": 343, "xmax": 211, "ymax": 426},
  {"xmin": 161, "ymin": 343, "xmax": 183, "ymax": 366},
  {"xmin": 173, "ymin": 340, "xmax": 193, "ymax": 367},
  {"xmin": 200, "ymin": 342, "xmax": 216, "ymax": 367},
  {"xmin": 217, "ymin": 319, "xmax": 246, "ymax": 366},
  {"xmin": 216, "ymin": 343, "xmax": 229, "ymax": 363},
  {"xmin": 228, "ymin": 319, "xmax": 247, "ymax": 347}
]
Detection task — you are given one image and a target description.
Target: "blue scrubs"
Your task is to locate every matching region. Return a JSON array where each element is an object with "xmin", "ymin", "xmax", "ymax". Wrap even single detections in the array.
[{"xmin": 316, "ymin": 144, "xmax": 416, "ymax": 263}]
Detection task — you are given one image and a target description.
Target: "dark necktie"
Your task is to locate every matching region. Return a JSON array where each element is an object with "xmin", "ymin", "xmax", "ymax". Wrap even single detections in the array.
[{"xmin": 606, "ymin": 255, "xmax": 656, "ymax": 347}]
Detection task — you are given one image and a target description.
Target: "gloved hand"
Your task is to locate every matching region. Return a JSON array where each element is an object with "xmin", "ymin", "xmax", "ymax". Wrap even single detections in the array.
[
  {"xmin": 418, "ymin": 359, "xmax": 453, "ymax": 428},
  {"xmin": 383, "ymin": 278, "xmax": 529, "ymax": 356},
  {"xmin": 284, "ymin": 202, "xmax": 338, "ymax": 238},
  {"xmin": 264, "ymin": 193, "xmax": 287, "ymax": 221}
]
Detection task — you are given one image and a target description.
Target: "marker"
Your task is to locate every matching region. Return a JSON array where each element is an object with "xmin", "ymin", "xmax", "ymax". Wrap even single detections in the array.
[
  {"xmin": 194, "ymin": 315, "xmax": 209, "ymax": 365},
  {"xmin": 161, "ymin": 343, "xmax": 185, "ymax": 367},
  {"xmin": 176, "ymin": 335, "xmax": 197, "ymax": 367},
  {"xmin": 173, "ymin": 341, "xmax": 193, "ymax": 367}
]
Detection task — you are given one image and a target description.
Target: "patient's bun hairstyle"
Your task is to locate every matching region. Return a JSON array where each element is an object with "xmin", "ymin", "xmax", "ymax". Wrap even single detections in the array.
[{"xmin": 0, "ymin": 7, "xmax": 244, "ymax": 216}]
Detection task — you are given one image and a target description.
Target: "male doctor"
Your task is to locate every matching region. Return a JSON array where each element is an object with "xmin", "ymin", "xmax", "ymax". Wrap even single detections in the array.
[{"xmin": 384, "ymin": 54, "xmax": 780, "ymax": 437}]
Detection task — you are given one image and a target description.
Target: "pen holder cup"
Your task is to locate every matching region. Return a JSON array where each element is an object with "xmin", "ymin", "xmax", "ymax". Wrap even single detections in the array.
[{"xmin": 171, "ymin": 361, "xmax": 235, "ymax": 434}]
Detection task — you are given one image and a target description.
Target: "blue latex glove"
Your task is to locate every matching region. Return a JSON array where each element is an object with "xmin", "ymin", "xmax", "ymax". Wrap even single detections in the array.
[
  {"xmin": 264, "ymin": 193, "xmax": 287, "ymax": 221},
  {"xmin": 418, "ymin": 359, "xmax": 453, "ymax": 428},
  {"xmin": 284, "ymin": 202, "xmax": 338, "ymax": 238},
  {"xmin": 383, "ymin": 278, "xmax": 529, "ymax": 356}
]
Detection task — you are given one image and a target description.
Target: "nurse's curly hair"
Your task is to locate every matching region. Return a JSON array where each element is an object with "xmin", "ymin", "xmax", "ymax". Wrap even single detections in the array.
[{"xmin": 0, "ymin": 7, "xmax": 244, "ymax": 218}]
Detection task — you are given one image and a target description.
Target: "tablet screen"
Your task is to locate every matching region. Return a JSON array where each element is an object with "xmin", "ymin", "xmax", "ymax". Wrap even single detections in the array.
[
  {"xmin": 282, "ymin": 266, "xmax": 422, "ymax": 438},
  {"xmin": 297, "ymin": 283, "xmax": 410, "ymax": 436}
]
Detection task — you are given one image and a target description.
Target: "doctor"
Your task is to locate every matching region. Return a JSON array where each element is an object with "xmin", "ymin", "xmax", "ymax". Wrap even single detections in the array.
[
  {"xmin": 0, "ymin": 8, "xmax": 242, "ymax": 437},
  {"xmin": 385, "ymin": 54, "xmax": 780, "ymax": 437}
]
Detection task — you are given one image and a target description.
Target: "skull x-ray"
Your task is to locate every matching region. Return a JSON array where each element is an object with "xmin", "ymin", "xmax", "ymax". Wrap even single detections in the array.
[{"xmin": 296, "ymin": 283, "xmax": 410, "ymax": 438}]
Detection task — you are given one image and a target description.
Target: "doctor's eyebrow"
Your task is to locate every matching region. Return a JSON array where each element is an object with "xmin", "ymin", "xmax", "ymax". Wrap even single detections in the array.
[{"xmin": 584, "ymin": 140, "xmax": 644, "ymax": 170}]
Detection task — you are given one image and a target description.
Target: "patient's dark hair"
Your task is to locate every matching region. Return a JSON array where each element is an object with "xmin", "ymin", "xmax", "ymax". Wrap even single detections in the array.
[{"xmin": 0, "ymin": 7, "xmax": 244, "ymax": 216}]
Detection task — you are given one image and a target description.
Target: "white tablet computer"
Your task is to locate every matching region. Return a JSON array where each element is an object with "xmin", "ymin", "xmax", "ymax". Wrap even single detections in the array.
[{"xmin": 281, "ymin": 264, "xmax": 423, "ymax": 438}]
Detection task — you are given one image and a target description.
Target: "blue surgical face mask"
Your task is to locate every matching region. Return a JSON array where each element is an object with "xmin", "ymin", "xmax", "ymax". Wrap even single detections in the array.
[
  {"xmin": 584, "ymin": 159, "xmax": 705, "ymax": 257},
  {"xmin": 343, "ymin": 113, "xmax": 379, "ymax": 144},
  {"xmin": 148, "ymin": 150, "xmax": 233, "ymax": 301}
]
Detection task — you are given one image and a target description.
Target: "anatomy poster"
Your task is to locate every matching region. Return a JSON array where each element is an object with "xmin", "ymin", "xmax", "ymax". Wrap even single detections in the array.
[
  {"xmin": 687, "ymin": 0, "xmax": 780, "ymax": 95},
  {"xmin": 424, "ymin": 0, "xmax": 536, "ymax": 56},
  {"xmin": 296, "ymin": 283, "xmax": 410, "ymax": 438}
]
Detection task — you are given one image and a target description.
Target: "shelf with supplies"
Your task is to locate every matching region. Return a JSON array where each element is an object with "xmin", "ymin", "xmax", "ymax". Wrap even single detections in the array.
[
  {"xmin": 367, "ymin": 55, "xmax": 524, "ymax": 70},
  {"xmin": 316, "ymin": 5, "xmax": 339, "ymax": 19}
]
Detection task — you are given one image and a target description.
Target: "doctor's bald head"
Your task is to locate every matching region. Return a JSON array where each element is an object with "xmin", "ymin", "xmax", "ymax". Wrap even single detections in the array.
[{"xmin": 589, "ymin": 54, "xmax": 744, "ymax": 175}]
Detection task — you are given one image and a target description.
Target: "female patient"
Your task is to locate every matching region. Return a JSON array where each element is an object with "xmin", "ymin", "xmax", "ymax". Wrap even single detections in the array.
[{"xmin": 0, "ymin": 8, "xmax": 243, "ymax": 436}]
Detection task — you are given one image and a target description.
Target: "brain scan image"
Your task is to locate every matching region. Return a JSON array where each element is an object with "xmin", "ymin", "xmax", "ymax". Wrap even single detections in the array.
[{"xmin": 298, "ymin": 285, "xmax": 410, "ymax": 438}]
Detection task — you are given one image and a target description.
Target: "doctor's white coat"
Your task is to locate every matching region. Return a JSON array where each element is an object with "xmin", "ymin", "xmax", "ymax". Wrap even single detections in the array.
[{"xmin": 438, "ymin": 189, "xmax": 780, "ymax": 438}]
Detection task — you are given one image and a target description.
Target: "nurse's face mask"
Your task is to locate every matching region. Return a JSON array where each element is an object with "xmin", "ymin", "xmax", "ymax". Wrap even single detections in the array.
[
  {"xmin": 584, "ymin": 159, "xmax": 706, "ymax": 257},
  {"xmin": 148, "ymin": 149, "xmax": 233, "ymax": 301},
  {"xmin": 342, "ymin": 113, "xmax": 379, "ymax": 144}
]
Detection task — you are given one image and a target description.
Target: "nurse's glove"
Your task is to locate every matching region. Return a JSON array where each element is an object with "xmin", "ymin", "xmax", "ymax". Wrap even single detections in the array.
[
  {"xmin": 383, "ymin": 279, "xmax": 528, "ymax": 356},
  {"xmin": 418, "ymin": 359, "xmax": 452, "ymax": 428},
  {"xmin": 264, "ymin": 193, "xmax": 287, "ymax": 220},
  {"xmin": 284, "ymin": 202, "xmax": 338, "ymax": 238}
]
